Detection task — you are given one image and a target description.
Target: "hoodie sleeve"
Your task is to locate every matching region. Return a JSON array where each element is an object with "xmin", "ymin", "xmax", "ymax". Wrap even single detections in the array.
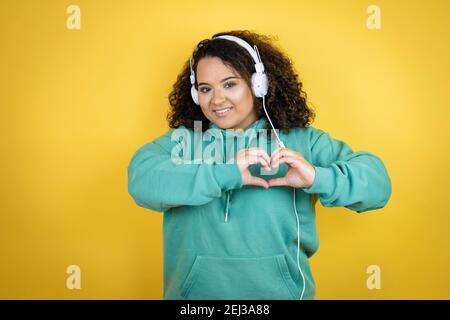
[
  {"xmin": 127, "ymin": 130, "xmax": 243, "ymax": 213},
  {"xmin": 301, "ymin": 129, "xmax": 392, "ymax": 213}
]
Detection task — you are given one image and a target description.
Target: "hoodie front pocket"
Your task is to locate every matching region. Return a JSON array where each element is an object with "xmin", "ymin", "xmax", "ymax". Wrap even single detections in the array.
[{"xmin": 180, "ymin": 254, "xmax": 299, "ymax": 300}]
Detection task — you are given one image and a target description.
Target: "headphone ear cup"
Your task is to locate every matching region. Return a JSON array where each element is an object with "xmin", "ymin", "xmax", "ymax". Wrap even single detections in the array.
[
  {"xmin": 191, "ymin": 85, "xmax": 199, "ymax": 105},
  {"xmin": 251, "ymin": 72, "xmax": 268, "ymax": 97}
]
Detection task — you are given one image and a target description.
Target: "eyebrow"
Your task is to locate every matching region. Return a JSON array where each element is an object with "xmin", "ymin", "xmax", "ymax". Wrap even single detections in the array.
[{"xmin": 198, "ymin": 76, "xmax": 240, "ymax": 86}]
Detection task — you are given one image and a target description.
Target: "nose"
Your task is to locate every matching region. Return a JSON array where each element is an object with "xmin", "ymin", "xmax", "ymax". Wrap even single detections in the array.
[{"xmin": 211, "ymin": 88, "xmax": 226, "ymax": 106}]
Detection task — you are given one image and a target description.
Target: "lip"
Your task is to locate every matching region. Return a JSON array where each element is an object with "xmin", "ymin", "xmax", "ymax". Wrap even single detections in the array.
[{"xmin": 213, "ymin": 107, "xmax": 233, "ymax": 118}]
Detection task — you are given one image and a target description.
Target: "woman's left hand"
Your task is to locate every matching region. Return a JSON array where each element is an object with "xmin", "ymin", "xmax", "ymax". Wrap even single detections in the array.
[{"xmin": 267, "ymin": 147, "xmax": 316, "ymax": 189}]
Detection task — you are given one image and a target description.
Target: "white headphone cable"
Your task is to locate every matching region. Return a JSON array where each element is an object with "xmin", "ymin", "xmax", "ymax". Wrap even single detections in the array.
[
  {"xmin": 261, "ymin": 96, "xmax": 285, "ymax": 148},
  {"xmin": 293, "ymin": 188, "xmax": 306, "ymax": 300},
  {"xmin": 261, "ymin": 95, "xmax": 306, "ymax": 300}
]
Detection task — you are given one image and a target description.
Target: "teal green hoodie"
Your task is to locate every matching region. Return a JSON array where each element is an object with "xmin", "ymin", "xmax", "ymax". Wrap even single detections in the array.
[{"xmin": 127, "ymin": 118, "xmax": 392, "ymax": 300}]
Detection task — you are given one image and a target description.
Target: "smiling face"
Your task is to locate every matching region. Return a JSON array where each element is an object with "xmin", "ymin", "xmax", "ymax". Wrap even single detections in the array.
[{"xmin": 196, "ymin": 57, "xmax": 258, "ymax": 130}]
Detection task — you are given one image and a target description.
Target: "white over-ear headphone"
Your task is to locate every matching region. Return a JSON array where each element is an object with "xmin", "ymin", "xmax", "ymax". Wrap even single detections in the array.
[{"xmin": 189, "ymin": 35, "xmax": 268, "ymax": 105}]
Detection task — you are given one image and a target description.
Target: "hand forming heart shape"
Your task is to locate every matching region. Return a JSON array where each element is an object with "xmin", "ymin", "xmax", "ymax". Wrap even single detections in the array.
[{"xmin": 234, "ymin": 147, "xmax": 316, "ymax": 189}]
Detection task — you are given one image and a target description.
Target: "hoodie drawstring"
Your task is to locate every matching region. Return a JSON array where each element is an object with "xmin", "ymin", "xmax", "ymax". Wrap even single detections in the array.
[
  {"xmin": 224, "ymin": 190, "xmax": 231, "ymax": 222},
  {"xmin": 224, "ymin": 189, "xmax": 234, "ymax": 222}
]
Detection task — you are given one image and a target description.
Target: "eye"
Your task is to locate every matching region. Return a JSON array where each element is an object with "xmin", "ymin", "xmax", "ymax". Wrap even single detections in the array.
[
  {"xmin": 224, "ymin": 81, "xmax": 236, "ymax": 88},
  {"xmin": 199, "ymin": 86, "xmax": 210, "ymax": 93}
]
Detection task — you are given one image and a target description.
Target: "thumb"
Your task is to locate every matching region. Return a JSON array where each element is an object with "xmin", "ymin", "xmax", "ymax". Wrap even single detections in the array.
[
  {"xmin": 247, "ymin": 176, "xmax": 269, "ymax": 189},
  {"xmin": 268, "ymin": 177, "xmax": 288, "ymax": 187}
]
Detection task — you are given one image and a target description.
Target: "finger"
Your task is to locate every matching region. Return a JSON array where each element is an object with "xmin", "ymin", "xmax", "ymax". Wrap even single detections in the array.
[
  {"xmin": 246, "ymin": 154, "xmax": 268, "ymax": 167},
  {"xmin": 270, "ymin": 148, "xmax": 290, "ymax": 167},
  {"xmin": 256, "ymin": 156, "xmax": 271, "ymax": 170},
  {"xmin": 268, "ymin": 177, "xmax": 288, "ymax": 187},
  {"xmin": 247, "ymin": 148, "xmax": 271, "ymax": 165},
  {"xmin": 270, "ymin": 147, "xmax": 284, "ymax": 160},
  {"xmin": 270, "ymin": 149, "xmax": 288, "ymax": 168},
  {"xmin": 245, "ymin": 154, "xmax": 271, "ymax": 170},
  {"xmin": 277, "ymin": 156, "xmax": 301, "ymax": 169},
  {"xmin": 271, "ymin": 149, "xmax": 299, "ymax": 168},
  {"xmin": 271, "ymin": 146, "xmax": 299, "ymax": 159},
  {"xmin": 247, "ymin": 176, "xmax": 269, "ymax": 189},
  {"xmin": 237, "ymin": 151, "xmax": 259, "ymax": 163},
  {"xmin": 243, "ymin": 151, "xmax": 270, "ymax": 166}
]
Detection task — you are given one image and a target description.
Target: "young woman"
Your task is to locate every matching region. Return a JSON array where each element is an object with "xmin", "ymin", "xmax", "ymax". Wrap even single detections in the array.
[{"xmin": 128, "ymin": 30, "xmax": 392, "ymax": 300}]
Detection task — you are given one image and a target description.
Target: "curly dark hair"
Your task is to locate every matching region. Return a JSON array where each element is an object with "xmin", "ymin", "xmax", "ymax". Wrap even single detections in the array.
[{"xmin": 167, "ymin": 30, "xmax": 315, "ymax": 133}]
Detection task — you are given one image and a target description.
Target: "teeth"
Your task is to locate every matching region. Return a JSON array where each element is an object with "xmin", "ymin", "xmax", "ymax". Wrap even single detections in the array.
[{"xmin": 215, "ymin": 108, "xmax": 231, "ymax": 114}]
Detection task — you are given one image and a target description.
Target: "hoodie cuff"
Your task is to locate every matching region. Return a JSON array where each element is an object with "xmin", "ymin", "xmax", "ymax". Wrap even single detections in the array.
[
  {"xmin": 302, "ymin": 166, "xmax": 333, "ymax": 195},
  {"xmin": 213, "ymin": 163, "xmax": 243, "ymax": 191}
]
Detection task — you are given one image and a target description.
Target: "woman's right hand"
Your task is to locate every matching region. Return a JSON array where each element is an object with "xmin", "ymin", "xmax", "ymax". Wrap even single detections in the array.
[{"xmin": 234, "ymin": 148, "xmax": 271, "ymax": 189}]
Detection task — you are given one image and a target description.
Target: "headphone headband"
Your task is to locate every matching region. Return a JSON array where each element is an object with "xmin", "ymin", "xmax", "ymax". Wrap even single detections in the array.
[
  {"xmin": 189, "ymin": 34, "xmax": 268, "ymax": 105},
  {"xmin": 213, "ymin": 35, "xmax": 265, "ymax": 73}
]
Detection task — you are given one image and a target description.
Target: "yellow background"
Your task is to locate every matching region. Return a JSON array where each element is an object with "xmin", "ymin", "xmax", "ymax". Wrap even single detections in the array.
[{"xmin": 1, "ymin": 0, "xmax": 449, "ymax": 299}]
